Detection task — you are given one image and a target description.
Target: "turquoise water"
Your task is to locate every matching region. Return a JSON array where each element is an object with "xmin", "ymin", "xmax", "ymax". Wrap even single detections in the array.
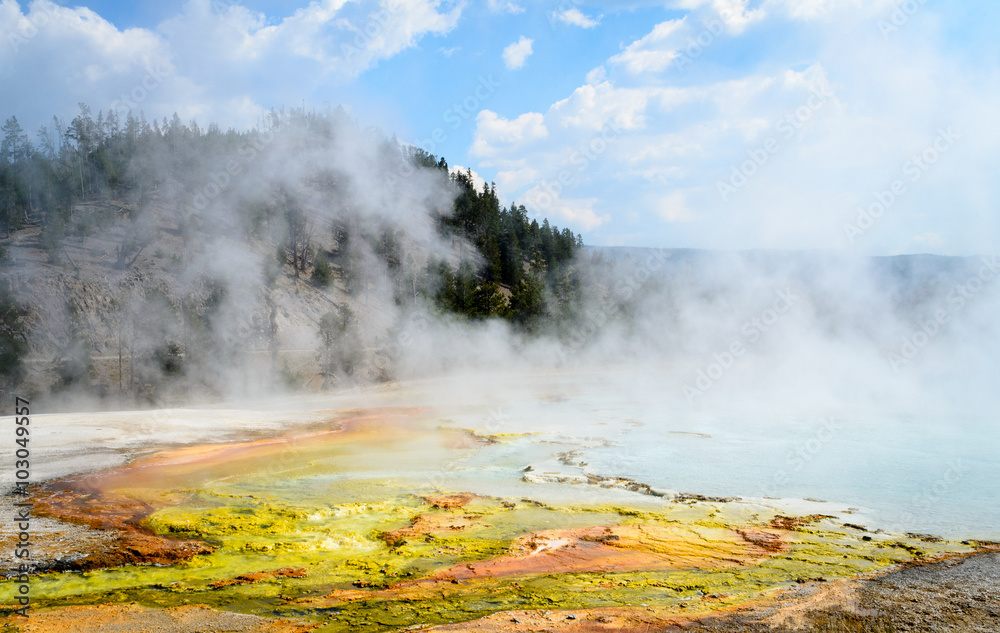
[
  {"xmin": 429, "ymin": 370, "xmax": 1000, "ymax": 540},
  {"xmin": 584, "ymin": 412, "xmax": 999, "ymax": 538}
]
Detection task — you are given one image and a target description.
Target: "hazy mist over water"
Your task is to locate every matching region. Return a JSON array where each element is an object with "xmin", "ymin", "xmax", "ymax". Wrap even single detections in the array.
[
  {"xmin": 2, "ymin": 1, "xmax": 999, "ymax": 546},
  {"xmin": 379, "ymin": 245, "xmax": 1000, "ymax": 537},
  {"xmin": 1, "ymin": 104, "xmax": 997, "ymax": 540}
]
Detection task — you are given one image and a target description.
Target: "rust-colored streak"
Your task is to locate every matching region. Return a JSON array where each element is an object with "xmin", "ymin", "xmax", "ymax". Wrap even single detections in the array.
[
  {"xmin": 32, "ymin": 487, "xmax": 215, "ymax": 571},
  {"xmin": 423, "ymin": 492, "xmax": 478, "ymax": 509},
  {"xmin": 51, "ymin": 407, "xmax": 428, "ymax": 494},
  {"xmin": 210, "ymin": 567, "xmax": 308, "ymax": 589},
  {"xmin": 735, "ymin": 528, "xmax": 788, "ymax": 554},
  {"xmin": 768, "ymin": 514, "xmax": 835, "ymax": 530},
  {"xmin": 381, "ymin": 513, "xmax": 483, "ymax": 547},
  {"xmin": 315, "ymin": 523, "xmax": 782, "ymax": 606},
  {"xmin": 429, "ymin": 524, "xmax": 774, "ymax": 582},
  {"xmin": 33, "ymin": 407, "xmax": 427, "ymax": 571},
  {"xmin": 7, "ymin": 604, "xmax": 319, "ymax": 633}
]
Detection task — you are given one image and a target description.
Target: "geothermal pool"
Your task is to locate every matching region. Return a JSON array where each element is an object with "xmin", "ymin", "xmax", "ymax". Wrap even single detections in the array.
[
  {"xmin": 439, "ymin": 386, "xmax": 1000, "ymax": 539},
  {"xmin": 2, "ymin": 367, "xmax": 997, "ymax": 630},
  {"xmin": 415, "ymin": 366, "xmax": 1000, "ymax": 539}
]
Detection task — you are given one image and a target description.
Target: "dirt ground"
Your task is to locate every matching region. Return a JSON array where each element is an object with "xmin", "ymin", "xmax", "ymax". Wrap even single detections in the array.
[
  {"xmin": 2, "ymin": 603, "xmax": 318, "ymax": 633},
  {"xmin": 679, "ymin": 550, "xmax": 1000, "ymax": 633}
]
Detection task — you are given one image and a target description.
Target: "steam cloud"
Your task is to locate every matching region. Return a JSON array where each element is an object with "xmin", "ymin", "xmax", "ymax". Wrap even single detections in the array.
[{"xmin": 0, "ymin": 106, "xmax": 997, "ymax": 427}]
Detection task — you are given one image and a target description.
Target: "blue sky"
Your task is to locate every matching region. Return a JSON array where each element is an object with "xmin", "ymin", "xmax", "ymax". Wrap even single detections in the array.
[{"xmin": 2, "ymin": 0, "xmax": 999, "ymax": 254}]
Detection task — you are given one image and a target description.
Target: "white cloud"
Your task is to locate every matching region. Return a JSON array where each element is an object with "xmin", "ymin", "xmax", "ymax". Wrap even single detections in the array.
[
  {"xmin": 522, "ymin": 186, "xmax": 609, "ymax": 230},
  {"xmin": 495, "ymin": 166, "xmax": 540, "ymax": 192},
  {"xmin": 0, "ymin": 0, "xmax": 464, "ymax": 132},
  {"xmin": 668, "ymin": 0, "xmax": 900, "ymax": 26},
  {"xmin": 502, "ymin": 36, "xmax": 533, "ymax": 70},
  {"xmin": 658, "ymin": 190, "xmax": 696, "ymax": 222},
  {"xmin": 609, "ymin": 19, "xmax": 685, "ymax": 74},
  {"xmin": 487, "ymin": 0, "xmax": 525, "ymax": 14},
  {"xmin": 469, "ymin": 5, "xmax": 1000, "ymax": 250},
  {"xmin": 554, "ymin": 8, "xmax": 601, "ymax": 29},
  {"xmin": 549, "ymin": 80, "xmax": 693, "ymax": 132},
  {"xmin": 711, "ymin": 0, "xmax": 766, "ymax": 32},
  {"xmin": 586, "ymin": 66, "xmax": 608, "ymax": 85},
  {"xmin": 0, "ymin": 0, "xmax": 186, "ymax": 123},
  {"xmin": 471, "ymin": 110, "xmax": 548, "ymax": 157},
  {"xmin": 450, "ymin": 164, "xmax": 488, "ymax": 193},
  {"xmin": 763, "ymin": 0, "xmax": 898, "ymax": 21},
  {"xmin": 157, "ymin": 0, "xmax": 463, "ymax": 82},
  {"xmin": 670, "ymin": 0, "xmax": 765, "ymax": 33}
]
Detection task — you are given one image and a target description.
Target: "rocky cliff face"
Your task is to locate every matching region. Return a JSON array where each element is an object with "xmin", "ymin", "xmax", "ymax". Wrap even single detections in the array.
[{"xmin": 2, "ymin": 195, "xmax": 403, "ymax": 407}]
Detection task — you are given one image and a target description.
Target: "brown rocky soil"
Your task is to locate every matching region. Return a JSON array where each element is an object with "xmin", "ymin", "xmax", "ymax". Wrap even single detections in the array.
[
  {"xmin": 0, "ymin": 512, "xmax": 116, "ymax": 576},
  {"xmin": 423, "ymin": 492, "xmax": 478, "ymax": 509},
  {"xmin": 426, "ymin": 607, "xmax": 711, "ymax": 632},
  {"xmin": 380, "ymin": 512, "xmax": 483, "ymax": 548},
  {"xmin": 210, "ymin": 567, "xmax": 308, "ymax": 589},
  {"xmin": 669, "ymin": 549, "xmax": 1000, "ymax": 632},
  {"xmin": 768, "ymin": 514, "xmax": 835, "ymax": 530},
  {"xmin": 30, "ymin": 487, "xmax": 214, "ymax": 571},
  {"xmin": 2, "ymin": 603, "xmax": 318, "ymax": 633}
]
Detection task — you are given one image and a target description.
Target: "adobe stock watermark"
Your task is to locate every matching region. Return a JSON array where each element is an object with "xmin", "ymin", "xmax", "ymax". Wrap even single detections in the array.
[
  {"xmin": 109, "ymin": 61, "xmax": 171, "ymax": 119},
  {"xmin": 210, "ymin": 0, "xmax": 239, "ymax": 11},
  {"xmin": 7, "ymin": 2, "xmax": 58, "ymax": 53},
  {"xmin": 185, "ymin": 129, "xmax": 276, "ymax": 215},
  {"xmin": 684, "ymin": 288, "xmax": 799, "ymax": 402},
  {"xmin": 759, "ymin": 417, "xmax": 841, "ymax": 498},
  {"xmin": 482, "ymin": 405, "xmax": 510, "ymax": 435},
  {"xmin": 418, "ymin": 75, "xmax": 501, "ymax": 157},
  {"xmin": 716, "ymin": 83, "xmax": 834, "ymax": 202},
  {"xmin": 844, "ymin": 127, "xmax": 958, "ymax": 245},
  {"xmin": 878, "ymin": 0, "xmax": 929, "ymax": 38},
  {"xmin": 528, "ymin": 119, "xmax": 624, "ymax": 213},
  {"xmin": 674, "ymin": 11, "xmax": 739, "ymax": 70},
  {"xmin": 887, "ymin": 255, "xmax": 999, "ymax": 372},
  {"xmin": 379, "ymin": 310, "xmax": 432, "ymax": 361},
  {"xmin": 557, "ymin": 248, "xmax": 670, "ymax": 362},
  {"xmin": 547, "ymin": 0, "xmax": 587, "ymax": 27},
  {"xmin": 383, "ymin": 74, "xmax": 500, "ymax": 193},
  {"xmin": 340, "ymin": 1, "xmax": 405, "ymax": 62},
  {"xmin": 11, "ymin": 395, "xmax": 32, "ymax": 617}
]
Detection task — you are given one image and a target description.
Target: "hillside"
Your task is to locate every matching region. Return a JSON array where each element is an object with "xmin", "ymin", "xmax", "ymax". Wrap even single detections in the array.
[{"xmin": 0, "ymin": 106, "xmax": 581, "ymax": 407}]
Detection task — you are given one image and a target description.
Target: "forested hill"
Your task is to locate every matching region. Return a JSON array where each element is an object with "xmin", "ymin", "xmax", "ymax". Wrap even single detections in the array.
[{"xmin": 0, "ymin": 105, "xmax": 581, "ymax": 402}]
